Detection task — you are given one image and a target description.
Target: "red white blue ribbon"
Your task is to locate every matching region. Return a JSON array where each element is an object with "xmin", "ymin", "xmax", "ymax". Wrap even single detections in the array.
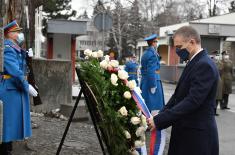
[{"xmin": 132, "ymin": 87, "xmax": 165, "ymax": 155}]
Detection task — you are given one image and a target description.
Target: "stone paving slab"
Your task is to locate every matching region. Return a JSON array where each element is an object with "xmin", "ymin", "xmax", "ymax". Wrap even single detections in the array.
[{"xmin": 13, "ymin": 82, "xmax": 235, "ymax": 155}]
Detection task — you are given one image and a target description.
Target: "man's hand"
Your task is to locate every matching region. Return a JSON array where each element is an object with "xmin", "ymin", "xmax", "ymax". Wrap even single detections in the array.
[
  {"xmin": 29, "ymin": 84, "xmax": 38, "ymax": 97},
  {"xmin": 150, "ymin": 87, "xmax": 156, "ymax": 94},
  {"xmin": 147, "ymin": 117, "xmax": 156, "ymax": 131}
]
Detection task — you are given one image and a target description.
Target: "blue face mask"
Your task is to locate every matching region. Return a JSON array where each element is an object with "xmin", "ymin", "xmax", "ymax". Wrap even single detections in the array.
[
  {"xmin": 16, "ymin": 33, "xmax": 25, "ymax": 46},
  {"xmin": 176, "ymin": 48, "xmax": 189, "ymax": 61}
]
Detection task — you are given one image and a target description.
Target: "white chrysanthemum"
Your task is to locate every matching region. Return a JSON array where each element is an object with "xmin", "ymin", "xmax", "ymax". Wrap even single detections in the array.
[
  {"xmin": 97, "ymin": 50, "xmax": 104, "ymax": 57},
  {"xmin": 134, "ymin": 140, "xmax": 145, "ymax": 148},
  {"xmin": 100, "ymin": 60, "xmax": 108, "ymax": 69},
  {"xmin": 109, "ymin": 60, "xmax": 119, "ymax": 68},
  {"xmin": 118, "ymin": 106, "xmax": 128, "ymax": 116},
  {"xmin": 118, "ymin": 70, "xmax": 129, "ymax": 80},
  {"xmin": 111, "ymin": 74, "xmax": 118, "ymax": 86},
  {"xmin": 127, "ymin": 80, "xmax": 137, "ymax": 90},
  {"xmin": 91, "ymin": 52, "xmax": 98, "ymax": 58},
  {"xmin": 104, "ymin": 55, "xmax": 110, "ymax": 62},
  {"xmin": 124, "ymin": 130, "xmax": 131, "ymax": 139},
  {"xmin": 135, "ymin": 126, "xmax": 145, "ymax": 137},
  {"xmin": 84, "ymin": 49, "xmax": 92, "ymax": 56},
  {"xmin": 131, "ymin": 117, "xmax": 141, "ymax": 125},
  {"xmin": 123, "ymin": 91, "xmax": 132, "ymax": 99}
]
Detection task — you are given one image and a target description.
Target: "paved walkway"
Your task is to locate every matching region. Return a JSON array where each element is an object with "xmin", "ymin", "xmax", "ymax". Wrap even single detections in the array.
[{"xmin": 14, "ymin": 82, "xmax": 235, "ymax": 155}]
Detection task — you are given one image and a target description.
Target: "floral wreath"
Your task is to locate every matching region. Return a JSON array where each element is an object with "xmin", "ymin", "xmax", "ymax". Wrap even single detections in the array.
[{"xmin": 80, "ymin": 49, "xmax": 147, "ymax": 155}]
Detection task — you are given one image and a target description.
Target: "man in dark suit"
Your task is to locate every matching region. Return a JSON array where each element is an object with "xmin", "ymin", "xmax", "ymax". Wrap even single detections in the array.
[{"xmin": 148, "ymin": 26, "xmax": 219, "ymax": 155}]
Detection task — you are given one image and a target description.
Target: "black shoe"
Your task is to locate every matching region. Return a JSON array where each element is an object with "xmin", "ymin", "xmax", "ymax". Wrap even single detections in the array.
[
  {"xmin": 224, "ymin": 107, "xmax": 230, "ymax": 109},
  {"xmin": 215, "ymin": 113, "xmax": 219, "ymax": 116}
]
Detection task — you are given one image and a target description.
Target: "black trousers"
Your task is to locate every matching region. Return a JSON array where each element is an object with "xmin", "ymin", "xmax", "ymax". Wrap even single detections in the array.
[
  {"xmin": 221, "ymin": 94, "xmax": 229, "ymax": 108},
  {"xmin": 0, "ymin": 142, "xmax": 12, "ymax": 155}
]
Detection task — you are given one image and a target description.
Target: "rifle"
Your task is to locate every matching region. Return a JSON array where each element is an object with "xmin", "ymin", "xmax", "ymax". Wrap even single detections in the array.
[
  {"xmin": 24, "ymin": 5, "xmax": 42, "ymax": 106},
  {"xmin": 25, "ymin": 49, "xmax": 42, "ymax": 106}
]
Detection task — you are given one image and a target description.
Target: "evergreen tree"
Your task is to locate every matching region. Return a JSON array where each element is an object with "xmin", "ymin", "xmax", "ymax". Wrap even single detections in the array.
[
  {"xmin": 43, "ymin": 0, "xmax": 76, "ymax": 19},
  {"xmin": 78, "ymin": 10, "xmax": 89, "ymax": 19},
  {"xmin": 41, "ymin": 0, "xmax": 76, "ymax": 36},
  {"xmin": 93, "ymin": 0, "xmax": 106, "ymax": 15},
  {"xmin": 229, "ymin": 1, "xmax": 235, "ymax": 13}
]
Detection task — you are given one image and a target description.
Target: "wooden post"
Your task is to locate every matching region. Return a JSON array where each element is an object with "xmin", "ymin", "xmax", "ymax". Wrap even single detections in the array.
[{"xmin": 71, "ymin": 35, "xmax": 76, "ymax": 82}]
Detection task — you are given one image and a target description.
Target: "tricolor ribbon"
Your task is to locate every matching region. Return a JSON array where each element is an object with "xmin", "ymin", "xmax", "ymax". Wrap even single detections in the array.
[{"xmin": 132, "ymin": 87, "xmax": 165, "ymax": 155}]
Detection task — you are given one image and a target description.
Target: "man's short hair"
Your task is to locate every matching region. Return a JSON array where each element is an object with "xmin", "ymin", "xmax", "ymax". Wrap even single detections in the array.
[{"xmin": 173, "ymin": 26, "xmax": 201, "ymax": 44}]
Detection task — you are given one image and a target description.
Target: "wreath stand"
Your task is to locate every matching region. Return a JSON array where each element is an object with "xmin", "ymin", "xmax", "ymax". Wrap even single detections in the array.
[{"xmin": 56, "ymin": 68, "xmax": 110, "ymax": 155}]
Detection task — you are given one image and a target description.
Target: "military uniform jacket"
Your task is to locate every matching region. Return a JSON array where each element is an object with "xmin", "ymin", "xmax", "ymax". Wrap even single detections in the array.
[
  {"xmin": 0, "ymin": 39, "xmax": 32, "ymax": 142},
  {"xmin": 124, "ymin": 60, "xmax": 139, "ymax": 85},
  {"xmin": 154, "ymin": 50, "xmax": 219, "ymax": 155},
  {"xmin": 221, "ymin": 59, "xmax": 233, "ymax": 94},
  {"xmin": 140, "ymin": 46, "xmax": 164, "ymax": 111},
  {"xmin": 214, "ymin": 60, "xmax": 223, "ymax": 100}
]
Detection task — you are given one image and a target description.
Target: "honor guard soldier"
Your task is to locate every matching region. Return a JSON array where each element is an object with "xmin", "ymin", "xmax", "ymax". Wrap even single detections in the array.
[
  {"xmin": 0, "ymin": 20, "xmax": 38, "ymax": 154},
  {"xmin": 124, "ymin": 53, "xmax": 139, "ymax": 85},
  {"xmin": 140, "ymin": 34, "xmax": 165, "ymax": 115}
]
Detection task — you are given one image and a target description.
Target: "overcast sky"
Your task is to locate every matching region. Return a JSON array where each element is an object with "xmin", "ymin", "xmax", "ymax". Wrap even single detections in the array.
[
  {"xmin": 71, "ymin": 0, "xmax": 94, "ymax": 17},
  {"xmin": 71, "ymin": 0, "xmax": 133, "ymax": 18},
  {"xmin": 71, "ymin": 0, "xmax": 232, "ymax": 18}
]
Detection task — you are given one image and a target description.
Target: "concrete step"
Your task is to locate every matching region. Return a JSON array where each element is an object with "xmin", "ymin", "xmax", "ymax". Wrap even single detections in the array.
[{"xmin": 60, "ymin": 99, "xmax": 89, "ymax": 122}]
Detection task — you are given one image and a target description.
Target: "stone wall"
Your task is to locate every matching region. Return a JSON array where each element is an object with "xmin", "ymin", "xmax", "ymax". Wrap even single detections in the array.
[{"xmin": 31, "ymin": 59, "xmax": 72, "ymax": 113}]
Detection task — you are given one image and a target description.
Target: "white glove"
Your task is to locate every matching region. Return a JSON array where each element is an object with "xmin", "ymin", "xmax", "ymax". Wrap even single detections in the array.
[
  {"xmin": 28, "ymin": 48, "xmax": 34, "ymax": 57},
  {"xmin": 29, "ymin": 84, "xmax": 38, "ymax": 97},
  {"xmin": 150, "ymin": 87, "xmax": 156, "ymax": 94}
]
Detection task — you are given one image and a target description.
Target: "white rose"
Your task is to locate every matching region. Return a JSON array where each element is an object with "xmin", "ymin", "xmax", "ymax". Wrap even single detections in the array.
[
  {"xmin": 118, "ymin": 70, "xmax": 129, "ymax": 80},
  {"xmin": 135, "ymin": 126, "xmax": 146, "ymax": 137},
  {"xmin": 141, "ymin": 115, "xmax": 148, "ymax": 128},
  {"xmin": 127, "ymin": 80, "xmax": 137, "ymax": 90},
  {"xmin": 84, "ymin": 49, "xmax": 92, "ymax": 56},
  {"xmin": 118, "ymin": 106, "xmax": 128, "ymax": 116},
  {"xmin": 131, "ymin": 117, "xmax": 141, "ymax": 125},
  {"xmin": 124, "ymin": 130, "xmax": 131, "ymax": 139},
  {"xmin": 111, "ymin": 74, "xmax": 118, "ymax": 86},
  {"xmin": 104, "ymin": 55, "xmax": 110, "ymax": 62},
  {"xmin": 100, "ymin": 60, "xmax": 108, "ymax": 69},
  {"xmin": 109, "ymin": 60, "xmax": 119, "ymax": 68},
  {"xmin": 140, "ymin": 134, "xmax": 146, "ymax": 142},
  {"xmin": 97, "ymin": 50, "xmax": 104, "ymax": 58},
  {"xmin": 123, "ymin": 91, "xmax": 132, "ymax": 99},
  {"xmin": 91, "ymin": 52, "xmax": 98, "ymax": 58},
  {"xmin": 119, "ymin": 65, "xmax": 125, "ymax": 70},
  {"xmin": 130, "ymin": 150, "xmax": 139, "ymax": 155},
  {"xmin": 134, "ymin": 140, "xmax": 145, "ymax": 148}
]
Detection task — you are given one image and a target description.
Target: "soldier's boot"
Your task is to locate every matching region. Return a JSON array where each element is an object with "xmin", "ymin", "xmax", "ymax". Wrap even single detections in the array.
[{"xmin": 1, "ymin": 142, "xmax": 12, "ymax": 155}]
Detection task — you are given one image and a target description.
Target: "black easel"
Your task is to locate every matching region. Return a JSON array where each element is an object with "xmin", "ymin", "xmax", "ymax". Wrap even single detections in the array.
[{"xmin": 56, "ymin": 68, "xmax": 108, "ymax": 155}]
